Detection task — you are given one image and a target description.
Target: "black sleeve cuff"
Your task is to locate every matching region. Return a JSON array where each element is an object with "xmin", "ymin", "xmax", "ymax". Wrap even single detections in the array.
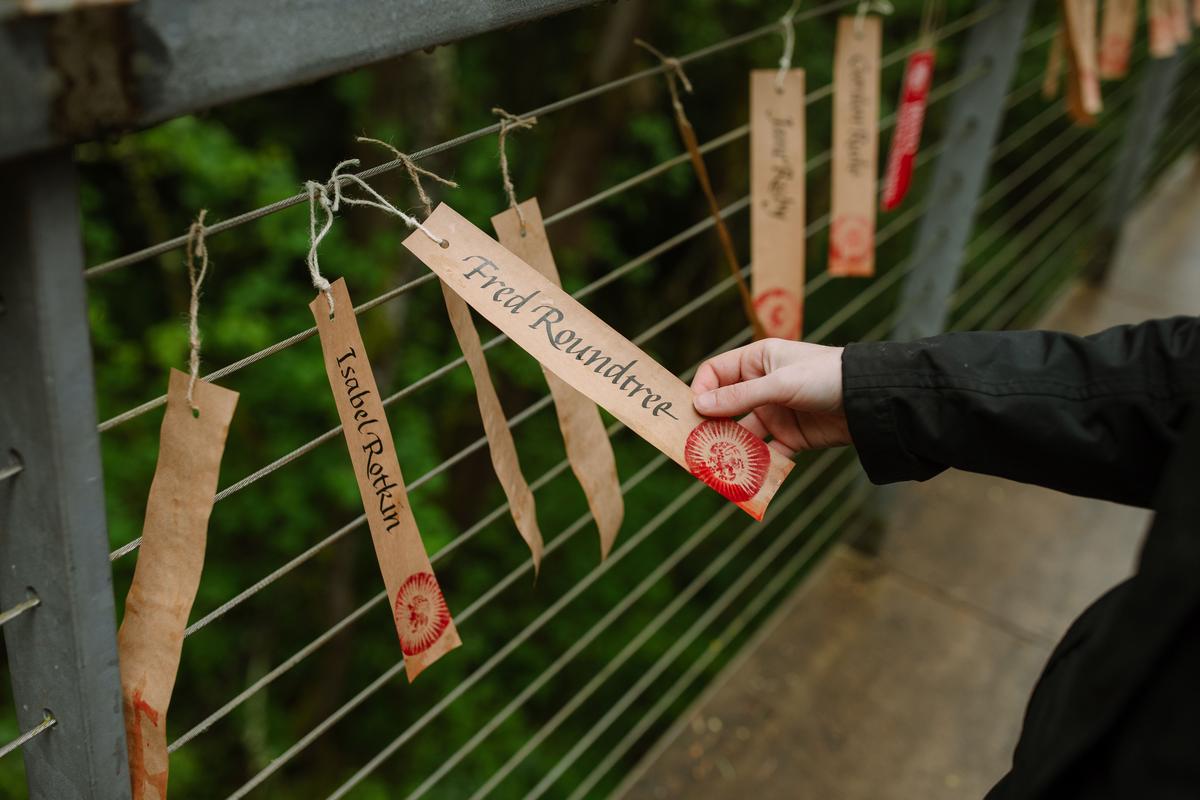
[{"xmin": 841, "ymin": 341, "xmax": 946, "ymax": 485}]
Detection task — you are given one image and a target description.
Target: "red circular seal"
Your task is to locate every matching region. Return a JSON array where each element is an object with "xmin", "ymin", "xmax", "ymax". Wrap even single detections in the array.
[
  {"xmin": 830, "ymin": 215, "xmax": 874, "ymax": 268},
  {"xmin": 394, "ymin": 572, "xmax": 451, "ymax": 656},
  {"xmin": 684, "ymin": 420, "xmax": 770, "ymax": 503},
  {"xmin": 754, "ymin": 288, "xmax": 801, "ymax": 340},
  {"xmin": 1098, "ymin": 35, "xmax": 1128, "ymax": 75}
]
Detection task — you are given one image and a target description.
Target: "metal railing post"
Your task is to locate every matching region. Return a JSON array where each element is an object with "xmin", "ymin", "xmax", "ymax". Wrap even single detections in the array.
[
  {"xmin": 853, "ymin": 0, "xmax": 1035, "ymax": 554},
  {"xmin": 0, "ymin": 150, "xmax": 132, "ymax": 799},
  {"xmin": 1085, "ymin": 51, "xmax": 1184, "ymax": 284}
]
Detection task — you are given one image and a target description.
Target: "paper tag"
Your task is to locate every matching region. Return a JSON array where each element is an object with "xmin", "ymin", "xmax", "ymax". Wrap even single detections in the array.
[
  {"xmin": 404, "ymin": 204, "xmax": 795, "ymax": 520},
  {"xmin": 750, "ymin": 68, "xmax": 806, "ymax": 341},
  {"xmin": 1149, "ymin": 0, "xmax": 1179, "ymax": 56},
  {"xmin": 440, "ymin": 280, "xmax": 544, "ymax": 570},
  {"xmin": 830, "ymin": 16, "xmax": 881, "ymax": 277},
  {"xmin": 1098, "ymin": 0, "xmax": 1137, "ymax": 78},
  {"xmin": 1043, "ymin": 27, "xmax": 1065, "ymax": 99},
  {"xmin": 492, "ymin": 199, "xmax": 625, "ymax": 559},
  {"xmin": 311, "ymin": 278, "xmax": 461, "ymax": 681},
  {"xmin": 1062, "ymin": 0, "xmax": 1102, "ymax": 124},
  {"xmin": 1170, "ymin": 0, "xmax": 1193, "ymax": 42},
  {"xmin": 118, "ymin": 370, "xmax": 238, "ymax": 800},
  {"xmin": 881, "ymin": 50, "xmax": 935, "ymax": 213}
]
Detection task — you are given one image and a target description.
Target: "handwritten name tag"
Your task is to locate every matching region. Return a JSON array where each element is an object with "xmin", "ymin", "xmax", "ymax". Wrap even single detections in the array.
[
  {"xmin": 119, "ymin": 371, "xmax": 237, "ymax": 800},
  {"xmin": 1098, "ymin": 0, "xmax": 1137, "ymax": 78},
  {"xmin": 404, "ymin": 204, "xmax": 794, "ymax": 520},
  {"xmin": 492, "ymin": 199, "xmax": 625, "ymax": 559},
  {"xmin": 1062, "ymin": 0, "xmax": 1102, "ymax": 124},
  {"xmin": 830, "ymin": 16, "xmax": 881, "ymax": 277},
  {"xmin": 882, "ymin": 50, "xmax": 935, "ymax": 212},
  {"xmin": 312, "ymin": 278, "xmax": 461, "ymax": 681},
  {"xmin": 751, "ymin": 68, "xmax": 806, "ymax": 340}
]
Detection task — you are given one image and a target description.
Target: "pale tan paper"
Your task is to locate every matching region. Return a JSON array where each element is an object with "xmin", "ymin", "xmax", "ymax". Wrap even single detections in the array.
[
  {"xmin": 312, "ymin": 278, "xmax": 461, "ymax": 681},
  {"xmin": 1044, "ymin": 27, "xmax": 1066, "ymax": 99},
  {"xmin": 830, "ymin": 17, "xmax": 881, "ymax": 278},
  {"xmin": 750, "ymin": 69, "xmax": 807, "ymax": 340},
  {"xmin": 1062, "ymin": 0, "xmax": 1103, "ymax": 124},
  {"xmin": 118, "ymin": 370, "xmax": 237, "ymax": 800},
  {"xmin": 1098, "ymin": 0, "xmax": 1137, "ymax": 79},
  {"xmin": 1149, "ymin": 0, "xmax": 1180, "ymax": 56},
  {"xmin": 440, "ymin": 282, "xmax": 544, "ymax": 570},
  {"xmin": 1170, "ymin": 0, "xmax": 1193, "ymax": 41},
  {"xmin": 492, "ymin": 199, "xmax": 625, "ymax": 559},
  {"xmin": 404, "ymin": 204, "xmax": 795, "ymax": 520}
]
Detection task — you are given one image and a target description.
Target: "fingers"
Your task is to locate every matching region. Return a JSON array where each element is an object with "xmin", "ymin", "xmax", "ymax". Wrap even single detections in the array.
[
  {"xmin": 694, "ymin": 373, "xmax": 788, "ymax": 417},
  {"xmin": 690, "ymin": 341, "xmax": 771, "ymax": 395}
]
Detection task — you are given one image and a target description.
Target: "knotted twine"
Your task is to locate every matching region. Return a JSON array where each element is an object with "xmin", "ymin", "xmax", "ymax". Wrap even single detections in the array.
[
  {"xmin": 493, "ymin": 108, "xmax": 539, "ymax": 234},
  {"xmin": 304, "ymin": 156, "xmax": 452, "ymax": 317},
  {"xmin": 855, "ymin": 0, "xmax": 894, "ymax": 35},
  {"xmin": 776, "ymin": 1, "xmax": 801, "ymax": 91},
  {"xmin": 185, "ymin": 210, "xmax": 210, "ymax": 413},
  {"xmin": 635, "ymin": 38, "xmax": 766, "ymax": 341}
]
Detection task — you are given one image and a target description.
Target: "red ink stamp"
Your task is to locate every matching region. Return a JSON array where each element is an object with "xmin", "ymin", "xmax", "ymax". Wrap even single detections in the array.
[
  {"xmin": 830, "ymin": 215, "xmax": 874, "ymax": 272},
  {"xmin": 394, "ymin": 572, "xmax": 451, "ymax": 656},
  {"xmin": 1099, "ymin": 35, "xmax": 1129, "ymax": 75},
  {"xmin": 684, "ymin": 419, "xmax": 770, "ymax": 503},
  {"xmin": 754, "ymin": 288, "xmax": 802, "ymax": 340}
]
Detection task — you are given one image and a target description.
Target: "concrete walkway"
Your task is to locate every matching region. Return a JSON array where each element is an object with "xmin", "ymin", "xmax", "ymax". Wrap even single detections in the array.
[{"xmin": 617, "ymin": 157, "xmax": 1200, "ymax": 800}]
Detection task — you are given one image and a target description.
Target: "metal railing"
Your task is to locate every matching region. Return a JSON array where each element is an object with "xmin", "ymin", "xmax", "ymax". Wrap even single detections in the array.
[{"xmin": 0, "ymin": 1, "xmax": 1194, "ymax": 798}]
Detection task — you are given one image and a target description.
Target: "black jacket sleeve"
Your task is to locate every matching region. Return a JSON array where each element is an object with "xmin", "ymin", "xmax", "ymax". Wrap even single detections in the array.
[{"xmin": 842, "ymin": 316, "xmax": 1200, "ymax": 508}]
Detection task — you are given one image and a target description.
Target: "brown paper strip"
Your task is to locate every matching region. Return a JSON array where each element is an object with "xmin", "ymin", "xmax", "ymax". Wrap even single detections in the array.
[
  {"xmin": 492, "ymin": 199, "xmax": 625, "ymax": 559},
  {"xmin": 1149, "ymin": 0, "xmax": 1179, "ymax": 56},
  {"xmin": 118, "ymin": 370, "xmax": 237, "ymax": 800},
  {"xmin": 830, "ymin": 16, "xmax": 881, "ymax": 277},
  {"xmin": 1170, "ymin": 0, "xmax": 1193, "ymax": 42},
  {"xmin": 404, "ymin": 204, "xmax": 795, "ymax": 520},
  {"xmin": 1062, "ymin": 0, "xmax": 1103, "ymax": 124},
  {"xmin": 311, "ymin": 278, "xmax": 461, "ymax": 681},
  {"xmin": 440, "ymin": 282, "xmax": 544, "ymax": 570},
  {"xmin": 750, "ymin": 68, "xmax": 807, "ymax": 340},
  {"xmin": 1043, "ymin": 26, "xmax": 1066, "ymax": 99},
  {"xmin": 1098, "ymin": 0, "xmax": 1137, "ymax": 79}
]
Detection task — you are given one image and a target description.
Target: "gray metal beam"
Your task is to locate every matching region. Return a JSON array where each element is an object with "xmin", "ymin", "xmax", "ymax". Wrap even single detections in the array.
[
  {"xmin": 1086, "ymin": 51, "xmax": 1183, "ymax": 283},
  {"xmin": 853, "ymin": 0, "xmax": 1035, "ymax": 556},
  {"xmin": 890, "ymin": 0, "xmax": 1036, "ymax": 343},
  {"xmin": 0, "ymin": 149, "xmax": 131, "ymax": 799},
  {"xmin": 0, "ymin": 0, "xmax": 600, "ymax": 162}
]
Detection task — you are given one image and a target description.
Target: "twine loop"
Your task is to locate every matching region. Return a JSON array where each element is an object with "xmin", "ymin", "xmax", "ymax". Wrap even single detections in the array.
[
  {"xmin": 305, "ymin": 153, "xmax": 456, "ymax": 317},
  {"xmin": 493, "ymin": 108, "xmax": 538, "ymax": 234},
  {"xmin": 357, "ymin": 137, "xmax": 458, "ymax": 218},
  {"xmin": 776, "ymin": 1, "xmax": 801, "ymax": 91},
  {"xmin": 855, "ymin": 0, "xmax": 893, "ymax": 35},
  {"xmin": 634, "ymin": 39, "xmax": 694, "ymax": 118},
  {"xmin": 185, "ymin": 210, "xmax": 210, "ymax": 413}
]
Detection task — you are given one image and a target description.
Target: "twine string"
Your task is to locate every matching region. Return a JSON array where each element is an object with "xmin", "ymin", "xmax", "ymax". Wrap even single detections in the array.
[
  {"xmin": 854, "ymin": 0, "xmax": 893, "ymax": 35},
  {"xmin": 776, "ymin": 1, "xmax": 802, "ymax": 91},
  {"xmin": 304, "ymin": 154, "xmax": 456, "ymax": 318},
  {"xmin": 492, "ymin": 108, "xmax": 538, "ymax": 233},
  {"xmin": 634, "ymin": 37, "xmax": 766, "ymax": 341},
  {"xmin": 185, "ymin": 210, "xmax": 210, "ymax": 412},
  {"xmin": 357, "ymin": 137, "xmax": 458, "ymax": 218},
  {"xmin": 305, "ymin": 179, "xmax": 337, "ymax": 317},
  {"xmin": 633, "ymin": 39, "xmax": 694, "ymax": 119}
]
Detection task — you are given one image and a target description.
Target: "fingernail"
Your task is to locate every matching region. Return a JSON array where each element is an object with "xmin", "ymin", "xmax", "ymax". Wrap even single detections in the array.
[{"xmin": 695, "ymin": 392, "xmax": 715, "ymax": 413}]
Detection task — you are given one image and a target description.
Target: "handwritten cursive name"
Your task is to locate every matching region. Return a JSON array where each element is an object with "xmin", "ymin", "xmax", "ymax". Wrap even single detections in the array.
[
  {"xmin": 763, "ymin": 109, "xmax": 796, "ymax": 220},
  {"xmin": 461, "ymin": 255, "xmax": 679, "ymax": 420},
  {"xmin": 336, "ymin": 347, "xmax": 401, "ymax": 532}
]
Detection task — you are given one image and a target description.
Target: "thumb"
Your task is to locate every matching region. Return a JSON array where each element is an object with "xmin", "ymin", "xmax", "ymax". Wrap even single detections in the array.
[{"xmin": 693, "ymin": 374, "xmax": 785, "ymax": 417}]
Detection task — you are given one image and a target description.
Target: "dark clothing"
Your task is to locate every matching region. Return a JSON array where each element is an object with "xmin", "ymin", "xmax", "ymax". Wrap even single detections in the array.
[{"xmin": 841, "ymin": 317, "xmax": 1200, "ymax": 800}]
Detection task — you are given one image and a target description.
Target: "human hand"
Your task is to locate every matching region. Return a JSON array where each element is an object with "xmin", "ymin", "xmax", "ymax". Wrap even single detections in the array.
[{"xmin": 691, "ymin": 339, "xmax": 850, "ymax": 456}]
